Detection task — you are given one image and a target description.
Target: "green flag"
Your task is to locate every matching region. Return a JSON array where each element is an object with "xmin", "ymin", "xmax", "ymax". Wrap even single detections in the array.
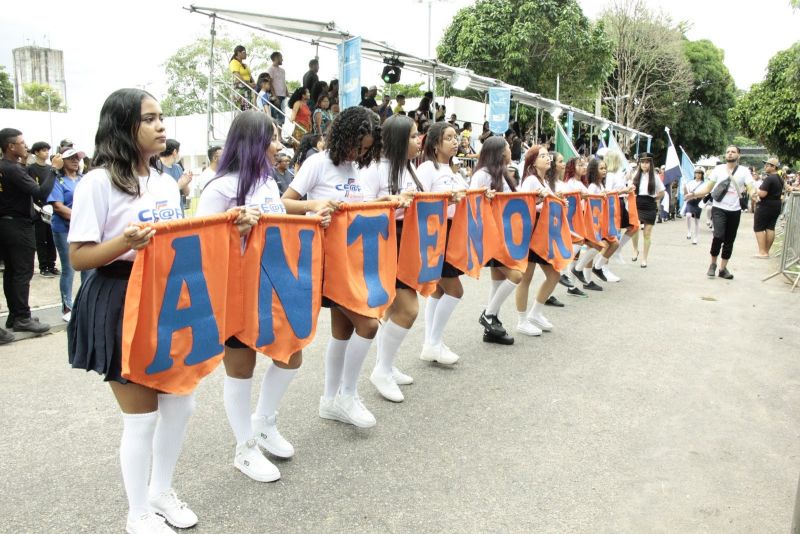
[{"xmin": 555, "ymin": 121, "xmax": 578, "ymax": 160}]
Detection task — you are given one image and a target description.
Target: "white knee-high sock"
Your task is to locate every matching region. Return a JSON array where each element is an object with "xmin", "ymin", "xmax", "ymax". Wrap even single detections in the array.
[
  {"xmin": 618, "ymin": 233, "xmax": 631, "ymax": 251},
  {"xmin": 576, "ymin": 248, "xmax": 598, "ymax": 271},
  {"xmin": 429, "ymin": 294, "xmax": 460, "ymax": 347},
  {"xmin": 150, "ymin": 394, "xmax": 195, "ymax": 497},
  {"xmin": 120, "ymin": 411, "xmax": 158, "ymax": 521},
  {"xmin": 486, "ymin": 279, "xmax": 518, "ymax": 316},
  {"xmin": 423, "ymin": 297, "xmax": 440, "ymax": 345},
  {"xmin": 323, "ymin": 337, "xmax": 348, "ymax": 399},
  {"xmin": 375, "ymin": 319, "xmax": 410, "ymax": 376},
  {"xmin": 529, "ymin": 301, "xmax": 547, "ymax": 319},
  {"xmin": 255, "ymin": 364, "xmax": 298, "ymax": 418},
  {"xmin": 340, "ymin": 333, "xmax": 373, "ymax": 396},
  {"xmin": 686, "ymin": 216, "xmax": 692, "ymax": 231},
  {"xmin": 596, "ymin": 255, "xmax": 609, "ymax": 268},
  {"xmin": 487, "ymin": 279, "xmax": 503, "ymax": 309},
  {"xmin": 223, "ymin": 376, "xmax": 253, "ymax": 445}
]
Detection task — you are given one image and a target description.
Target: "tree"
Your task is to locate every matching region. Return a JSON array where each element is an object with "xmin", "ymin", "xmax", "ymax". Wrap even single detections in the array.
[
  {"xmin": 384, "ymin": 81, "xmax": 425, "ymax": 99},
  {"xmin": 162, "ymin": 34, "xmax": 279, "ymax": 116},
  {"xmin": 17, "ymin": 82, "xmax": 66, "ymax": 112},
  {"xmin": 437, "ymin": 0, "xmax": 613, "ymax": 108},
  {"xmin": 600, "ymin": 0, "xmax": 693, "ymax": 155},
  {"xmin": 0, "ymin": 66, "xmax": 13, "ymax": 108},
  {"xmin": 731, "ymin": 42, "xmax": 800, "ymax": 163},
  {"xmin": 671, "ymin": 39, "xmax": 737, "ymax": 157}
]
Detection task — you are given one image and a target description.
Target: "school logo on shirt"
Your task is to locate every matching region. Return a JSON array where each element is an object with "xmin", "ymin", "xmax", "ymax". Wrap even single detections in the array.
[
  {"xmin": 335, "ymin": 177, "xmax": 362, "ymax": 198},
  {"xmin": 138, "ymin": 200, "xmax": 183, "ymax": 222},
  {"xmin": 250, "ymin": 197, "xmax": 286, "ymax": 215}
]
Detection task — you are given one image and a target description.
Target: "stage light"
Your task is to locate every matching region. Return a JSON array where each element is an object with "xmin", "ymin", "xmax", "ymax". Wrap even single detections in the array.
[{"xmin": 382, "ymin": 57, "xmax": 404, "ymax": 84}]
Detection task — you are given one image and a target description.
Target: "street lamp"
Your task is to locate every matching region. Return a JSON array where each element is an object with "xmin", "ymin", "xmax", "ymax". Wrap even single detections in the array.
[{"xmin": 41, "ymin": 91, "xmax": 53, "ymax": 147}]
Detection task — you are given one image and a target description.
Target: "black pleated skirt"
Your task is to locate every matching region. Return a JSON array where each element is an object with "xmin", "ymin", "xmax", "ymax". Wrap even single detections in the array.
[
  {"xmin": 67, "ymin": 261, "xmax": 132, "ymax": 383},
  {"xmin": 636, "ymin": 195, "xmax": 657, "ymax": 225}
]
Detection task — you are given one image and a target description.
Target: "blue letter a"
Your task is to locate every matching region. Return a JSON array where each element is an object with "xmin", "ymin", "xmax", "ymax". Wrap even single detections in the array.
[{"xmin": 147, "ymin": 235, "xmax": 223, "ymax": 374}]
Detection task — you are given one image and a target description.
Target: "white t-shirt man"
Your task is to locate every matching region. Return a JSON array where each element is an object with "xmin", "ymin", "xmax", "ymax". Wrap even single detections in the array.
[
  {"xmin": 707, "ymin": 164, "xmax": 754, "ymax": 211},
  {"xmin": 68, "ymin": 168, "xmax": 183, "ymax": 263}
]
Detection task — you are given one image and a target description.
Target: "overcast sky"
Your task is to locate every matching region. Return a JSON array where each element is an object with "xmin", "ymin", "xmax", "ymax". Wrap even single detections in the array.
[{"xmin": 1, "ymin": 0, "xmax": 797, "ymax": 121}]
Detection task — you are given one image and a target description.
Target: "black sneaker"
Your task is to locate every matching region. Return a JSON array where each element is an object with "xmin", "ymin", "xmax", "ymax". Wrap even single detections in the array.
[
  {"xmin": 40, "ymin": 269, "xmax": 56, "ymax": 278},
  {"xmin": 718, "ymin": 268, "xmax": 734, "ymax": 280},
  {"xmin": 482, "ymin": 329, "xmax": 514, "ymax": 345},
  {"xmin": 558, "ymin": 274, "xmax": 574, "ymax": 288},
  {"xmin": 592, "ymin": 267, "xmax": 607, "ymax": 282},
  {"xmin": 479, "ymin": 311, "xmax": 507, "ymax": 337},
  {"xmin": 12, "ymin": 316, "xmax": 51, "ymax": 334},
  {"xmin": 571, "ymin": 266, "xmax": 587, "ymax": 285},
  {"xmin": 583, "ymin": 281, "xmax": 603, "ymax": 291},
  {"xmin": 545, "ymin": 296, "xmax": 565, "ymax": 307},
  {"xmin": 567, "ymin": 287, "xmax": 588, "ymax": 298},
  {"xmin": 0, "ymin": 327, "xmax": 14, "ymax": 344},
  {"xmin": 706, "ymin": 264, "xmax": 717, "ymax": 278},
  {"xmin": 49, "ymin": 266, "xmax": 61, "ymax": 276}
]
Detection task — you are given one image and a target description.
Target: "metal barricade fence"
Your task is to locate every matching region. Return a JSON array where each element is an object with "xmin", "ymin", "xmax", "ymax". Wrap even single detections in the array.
[{"xmin": 763, "ymin": 191, "xmax": 800, "ymax": 291}]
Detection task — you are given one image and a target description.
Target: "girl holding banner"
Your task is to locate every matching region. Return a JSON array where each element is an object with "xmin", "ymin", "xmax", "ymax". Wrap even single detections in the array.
[
  {"xmin": 514, "ymin": 146, "xmax": 561, "ymax": 335},
  {"xmin": 196, "ymin": 111, "xmax": 331, "ymax": 482},
  {"xmin": 586, "ymin": 159, "xmax": 621, "ymax": 282},
  {"xmin": 361, "ymin": 115, "xmax": 423, "ymax": 402},
  {"xmin": 604, "ymin": 150, "xmax": 637, "ymax": 266},
  {"xmin": 560, "ymin": 157, "xmax": 589, "ymax": 297},
  {"xmin": 67, "ymin": 89, "xmax": 217, "ymax": 532},
  {"xmin": 416, "ymin": 122, "xmax": 466, "ymax": 364},
  {"xmin": 469, "ymin": 136, "xmax": 518, "ymax": 345},
  {"xmin": 283, "ymin": 107, "xmax": 384, "ymax": 428},
  {"xmin": 630, "ymin": 153, "xmax": 665, "ymax": 268}
]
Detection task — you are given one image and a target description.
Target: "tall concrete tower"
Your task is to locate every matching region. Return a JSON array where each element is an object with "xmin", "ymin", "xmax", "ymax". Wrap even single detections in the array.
[{"xmin": 12, "ymin": 46, "xmax": 67, "ymax": 107}]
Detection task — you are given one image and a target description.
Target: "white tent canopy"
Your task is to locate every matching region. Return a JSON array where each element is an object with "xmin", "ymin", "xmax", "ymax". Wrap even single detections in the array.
[{"xmin": 187, "ymin": 5, "xmax": 651, "ymax": 142}]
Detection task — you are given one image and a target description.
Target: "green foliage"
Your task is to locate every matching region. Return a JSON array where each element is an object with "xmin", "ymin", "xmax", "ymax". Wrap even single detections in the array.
[
  {"xmin": 161, "ymin": 34, "xmax": 279, "ymax": 116},
  {"xmin": 437, "ymin": 0, "xmax": 613, "ymax": 105},
  {"xmin": 672, "ymin": 39, "xmax": 737, "ymax": 157},
  {"xmin": 384, "ymin": 81, "xmax": 426, "ymax": 99},
  {"xmin": 731, "ymin": 42, "xmax": 800, "ymax": 162},
  {"xmin": 0, "ymin": 66, "xmax": 13, "ymax": 109},
  {"xmin": 17, "ymin": 82, "xmax": 66, "ymax": 112}
]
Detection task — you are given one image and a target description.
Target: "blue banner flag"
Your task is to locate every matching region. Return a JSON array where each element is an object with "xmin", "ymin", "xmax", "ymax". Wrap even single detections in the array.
[
  {"xmin": 678, "ymin": 146, "xmax": 696, "ymax": 209},
  {"xmin": 338, "ymin": 37, "xmax": 361, "ymax": 110},
  {"xmin": 488, "ymin": 88, "xmax": 511, "ymax": 134}
]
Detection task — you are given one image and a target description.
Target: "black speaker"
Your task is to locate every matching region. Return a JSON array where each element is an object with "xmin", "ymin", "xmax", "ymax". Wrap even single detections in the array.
[{"xmin": 382, "ymin": 65, "xmax": 402, "ymax": 84}]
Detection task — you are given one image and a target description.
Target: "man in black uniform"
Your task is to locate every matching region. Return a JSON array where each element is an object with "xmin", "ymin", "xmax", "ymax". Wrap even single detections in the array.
[
  {"xmin": 0, "ymin": 128, "xmax": 55, "ymax": 335},
  {"xmin": 26, "ymin": 141, "xmax": 62, "ymax": 277}
]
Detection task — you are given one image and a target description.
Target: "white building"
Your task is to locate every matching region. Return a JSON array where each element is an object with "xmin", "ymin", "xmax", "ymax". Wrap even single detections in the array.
[{"xmin": 12, "ymin": 46, "xmax": 67, "ymax": 107}]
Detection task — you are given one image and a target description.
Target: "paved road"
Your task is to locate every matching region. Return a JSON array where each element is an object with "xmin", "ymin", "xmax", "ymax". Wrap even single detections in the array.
[{"xmin": 1, "ymin": 214, "xmax": 798, "ymax": 533}]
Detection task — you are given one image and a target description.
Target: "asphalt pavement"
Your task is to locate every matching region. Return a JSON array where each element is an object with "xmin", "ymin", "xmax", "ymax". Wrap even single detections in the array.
[{"xmin": 1, "ymin": 213, "xmax": 798, "ymax": 533}]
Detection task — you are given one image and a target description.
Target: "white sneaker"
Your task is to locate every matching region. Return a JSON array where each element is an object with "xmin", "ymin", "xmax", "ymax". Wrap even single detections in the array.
[
  {"xmin": 126, "ymin": 512, "xmax": 176, "ymax": 534},
  {"xmin": 334, "ymin": 394, "xmax": 377, "ymax": 428},
  {"xmin": 516, "ymin": 319, "xmax": 542, "ymax": 336},
  {"xmin": 692, "ymin": 237, "xmax": 698, "ymax": 245},
  {"xmin": 234, "ymin": 439, "xmax": 280, "ymax": 482},
  {"xmin": 419, "ymin": 343, "xmax": 459, "ymax": 365},
  {"xmin": 527, "ymin": 313, "xmax": 553, "ymax": 332},
  {"xmin": 392, "ymin": 366, "xmax": 414, "ymax": 385},
  {"xmin": 687, "ymin": 231, "xmax": 692, "ymax": 239},
  {"xmin": 370, "ymin": 369, "xmax": 404, "ymax": 402},
  {"xmin": 252, "ymin": 413, "xmax": 294, "ymax": 459},
  {"xmin": 148, "ymin": 489, "xmax": 198, "ymax": 529},
  {"xmin": 62, "ymin": 310, "xmax": 71, "ymax": 323},
  {"xmin": 319, "ymin": 396, "xmax": 345, "ymax": 422},
  {"xmin": 602, "ymin": 266, "xmax": 620, "ymax": 283}
]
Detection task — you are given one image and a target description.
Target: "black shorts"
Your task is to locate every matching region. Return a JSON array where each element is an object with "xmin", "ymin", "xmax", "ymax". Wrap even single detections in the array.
[
  {"xmin": 753, "ymin": 203, "xmax": 781, "ymax": 232},
  {"xmin": 528, "ymin": 249, "xmax": 547, "ymax": 266},
  {"xmin": 636, "ymin": 195, "xmax": 657, "ymax": 225},
  {"xmin": 395, "ymin": 220, "xmax": 413, "ymax": 290},
  {"xmin": 442, "ymin": 219, "xmax": 463, "ymax": 278}
]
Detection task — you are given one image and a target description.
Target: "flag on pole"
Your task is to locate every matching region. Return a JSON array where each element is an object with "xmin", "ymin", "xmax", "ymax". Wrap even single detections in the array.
[
  {"xmin": 678, "ymin": 146, "xmax": 696, "ymax": 210},
  {"xmin": 608, "ymin": 127, "xmax": 622, "ymax": 154},
  {"xmin": 566, "ymin": 111, "xmax": 574, "ymax": 139},
  {"xmin": 663, "ymin": 128, "xmax": 682, "ymax": 186},
  {"xmin": 597, "ymin": 134, "xmax": 607, "ymax": 151},
  {"xmin": 555, "ymin": 121, "xmax": 578, "ymax": 160}
]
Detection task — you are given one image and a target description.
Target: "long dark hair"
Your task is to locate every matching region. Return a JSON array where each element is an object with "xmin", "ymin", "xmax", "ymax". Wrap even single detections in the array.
[
  {"xmin": 381, "ymin": 115, "xmax": 423, "ymax": 194},
  {"xmin": 288, "ymin": 86, "xmax": 308, "ymax": 109},
  {"xmin": 292, "ymin": 133, "xmax": 322, "ymax": 168},
  {"xmin": 93, "ymin": 88, "xmax": 160, "ymax": 197},
  {"xmin": 587, "ymin": 159, "xmax": 605, "ymax": 188},
  {"xmin": 545, "ymin": 151, "xmax": 562, "ymax": 192},
  {"xmin": 633, "ymin": 159, "xmax": 656, "ymax": 195},
  {"xmin": 231, "ymin": 45, "xmax": 245, "ymax": 62},
  {"xmin": 326, "ymin": 106, "xmax": 382, "ymax": 168},
  {"xmin": 211, "ymin": 111, "xmax": 275, "ymax": 206},
  {"xmin": 475, "ymin": 136, "xmax": 513, "ymax": 192},
  {"xmin": 422, "ymin": 122, "xmax": 455, "ymax": 170}
]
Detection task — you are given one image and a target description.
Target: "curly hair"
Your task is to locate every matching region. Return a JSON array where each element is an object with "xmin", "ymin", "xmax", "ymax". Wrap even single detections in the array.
[{"xmin": 326, "ymin": 106, "xmax": 382, "ymax": 169}]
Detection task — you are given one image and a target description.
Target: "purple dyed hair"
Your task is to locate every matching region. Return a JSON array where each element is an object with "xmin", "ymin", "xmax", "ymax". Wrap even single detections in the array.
[{"xmin": 212, "ymin": 111, "xmax": 276, "ymax": 206}]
